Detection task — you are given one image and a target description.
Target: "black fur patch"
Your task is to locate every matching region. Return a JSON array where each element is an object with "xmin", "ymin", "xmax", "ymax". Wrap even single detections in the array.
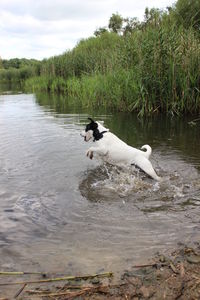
[
  {"xmin": 93, "ymin": 129, "xmax": 106, "ymax": 141},
  {"xmin": 85, "ymin": 118, "xmax": 107, "ymax": 141},
  {"xmin": 85, "ymin": 118, "xmax": 98, "ymax": 132}
]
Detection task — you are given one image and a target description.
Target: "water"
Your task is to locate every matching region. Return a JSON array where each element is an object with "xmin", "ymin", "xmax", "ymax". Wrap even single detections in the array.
[{"xmin": 0, "ymin": 91, "xmax": 200, "ymax": 278}]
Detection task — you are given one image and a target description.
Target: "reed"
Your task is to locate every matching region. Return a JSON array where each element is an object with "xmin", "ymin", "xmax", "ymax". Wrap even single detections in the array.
[{"xmin": 20, "ymin": 1, "xmax": 200, "ymax": 115}]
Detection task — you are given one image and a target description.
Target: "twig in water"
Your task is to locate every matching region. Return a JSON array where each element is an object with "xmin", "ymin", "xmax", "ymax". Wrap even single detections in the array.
[
  {"xmin": 169, "ymin": 261, "xmax": 179, "ymax": 274},
  {"xmin": 27, "ymin": 284, "xmax": 122, "ymax": 299},
  {"xmin": 0, "ymin": 272, "xmax": 113, "ymax": 286},
  {"xmin": 28, "ymin": 287, "xmax": 92, "ymax": 298},
  {"xmin": 14, "ymin": 284, "xmax": 27, "ymax": 298},
  {"xmin": 0, "ymin": 271, "xmax": 45, "ymax": 276},
  {"xmin": 132, "ymin": 263, "xmax": 157, "ymax": 268}
]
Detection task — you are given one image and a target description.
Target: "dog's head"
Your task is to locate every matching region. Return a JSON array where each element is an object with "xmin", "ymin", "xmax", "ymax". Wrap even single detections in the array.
[
  {"xmin": 81, "ymin": 118, "xmax": 108, "ymax": 142},
  {"xmin": 81, "ymin": 118, "xmax": 98, "ymax": 142}
]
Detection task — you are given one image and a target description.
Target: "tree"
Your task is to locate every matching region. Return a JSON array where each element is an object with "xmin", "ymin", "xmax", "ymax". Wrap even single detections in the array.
[
  {"xmin": 108, "ymin": 13, "xmax": 123, "ymax": 34},
  {"xmin": 94, "ymin": 27, "xmax": 108, "ymax": 37},
  {"xmin": 144, "ymin": 7, "xmax": 162, "ymax": 27},
  {"xmin": 123, "ymin": 17, "xmax": 140, "ymax": 35},
  {"xmin": 0, "ymin": 57, "xmax": 3, "ymax": 69}
]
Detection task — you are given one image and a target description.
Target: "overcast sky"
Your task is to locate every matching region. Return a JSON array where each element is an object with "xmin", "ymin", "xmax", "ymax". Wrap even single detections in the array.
[{"xmin": 0, "ymin": 0, "xmax": 175, "ymax": 60}]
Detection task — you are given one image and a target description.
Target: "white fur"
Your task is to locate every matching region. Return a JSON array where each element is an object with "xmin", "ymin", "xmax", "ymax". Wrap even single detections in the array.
[{"xmin": 82, "ymin": 122, "xmax": 160, "ymax": 181}]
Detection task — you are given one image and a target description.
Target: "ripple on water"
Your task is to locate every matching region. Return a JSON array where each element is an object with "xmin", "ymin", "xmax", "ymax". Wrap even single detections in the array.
[
  {"xmin": 0, "ymin": 93, "xmax": 200, "ymax": 280},
  {"xmin": 15, "ymin": 192, "xmax": 62, "ymax": 232}
]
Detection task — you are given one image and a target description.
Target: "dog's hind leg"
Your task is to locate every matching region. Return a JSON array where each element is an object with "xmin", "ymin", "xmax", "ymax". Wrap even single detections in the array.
[{"xmin": 134, "ymin": 157, "xmax": 161, "ymax": 181}]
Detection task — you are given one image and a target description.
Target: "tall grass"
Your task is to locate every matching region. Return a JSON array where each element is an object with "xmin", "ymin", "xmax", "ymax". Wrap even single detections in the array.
[
  {"xmin": 17, "ymin": 2, "xmax": 200, "ymax": 115},
  {"xmin": 0, "ymin": 66, "xmax": 39, "ymax": 86},
  {"xmin": 38, "ymin": 32, "xmax": 123, "ymax": 79},
  {"xmin": 25, "ymin": 76, "xmax": 69, "ymax": 93},
  {"xmin": 26, "ymin": 24, "xmax": 200, "ymax": 115}
]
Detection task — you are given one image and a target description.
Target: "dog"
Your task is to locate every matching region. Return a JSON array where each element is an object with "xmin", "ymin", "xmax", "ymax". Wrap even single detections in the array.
[{"xmin": 81, "ymin": 118, "xmax": 161, "ymax": 181}]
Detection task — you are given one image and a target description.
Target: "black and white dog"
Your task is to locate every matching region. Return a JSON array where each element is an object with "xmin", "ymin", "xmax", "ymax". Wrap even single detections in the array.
[{"xmin": 81, "ymin": 118, "xmax": 160, "ymax": 181}]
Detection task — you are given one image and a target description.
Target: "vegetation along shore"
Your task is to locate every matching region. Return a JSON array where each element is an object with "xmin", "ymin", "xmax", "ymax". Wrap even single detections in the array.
[{"xmin": 0, "ymin": 0, "xmax": 200, "ymax": 116}]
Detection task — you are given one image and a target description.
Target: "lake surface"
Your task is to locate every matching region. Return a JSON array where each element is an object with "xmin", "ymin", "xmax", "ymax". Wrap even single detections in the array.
[{"xmin": 0, "ymin": 91, "xmax": 200, "ymax": 278}]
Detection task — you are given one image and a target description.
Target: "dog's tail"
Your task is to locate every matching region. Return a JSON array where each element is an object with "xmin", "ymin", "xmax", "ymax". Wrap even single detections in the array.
[{"xmin": 141, "ymin": 144, "xmax": 152, "ymax": 159}]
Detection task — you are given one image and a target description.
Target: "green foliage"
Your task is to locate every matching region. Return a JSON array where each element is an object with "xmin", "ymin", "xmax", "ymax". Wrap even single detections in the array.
[
  {"xmin": 0, "ymin": 58, "xmax": 41, "ymax": 83},
  {"xmin": 5, "ymin": 0, "xmax": 200, "ymax": 116},
  {"xmin": 173, "ymin": 0, "xmax": 200, "ymax": 31},
  {"xmin": 65, "ymin": 69, "xmax": 149, "ymax": 113},
  {"xmin": 2, "ymin": 58, "xmax": 39, "ymax": 69},
  {"xmin": 108, "ymin": 13, "xmax": 123, "ymax": 34},
  {"xmin": 123, "ymin": 17, "xmax": 141, "ymax": 35},
  {"xmin": 94, "ymin": 27, "xmax": 108, "ymax": 37},
  {"xmin": 0, "ymin": 57, "xmax": 3, "ymax": 69},
  {"xmin": 144, "ymin": 7, "xmax": 163, "ymax": 27},
  {"xmin": 39, "ymin": 32, "xmax": 123, "ymax": 79},
  {"xmin": 28, "ymin": 16, "xmax": 199, "ymax": 115}
]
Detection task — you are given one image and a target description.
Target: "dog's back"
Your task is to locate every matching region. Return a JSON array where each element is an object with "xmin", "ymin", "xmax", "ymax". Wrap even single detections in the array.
[{"xmin": 83, "ymin": 118, "xmax": 160, "ymax": 181}]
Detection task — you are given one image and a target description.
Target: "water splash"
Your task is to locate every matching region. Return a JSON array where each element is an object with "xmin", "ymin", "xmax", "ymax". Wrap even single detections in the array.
[
  {"xmin": 79, "ymin": 159, "xmax": 200, "ymax": 213},
  {"xmin": 80, "ymin": 164, "xmax": 158, "ymax": 200}
]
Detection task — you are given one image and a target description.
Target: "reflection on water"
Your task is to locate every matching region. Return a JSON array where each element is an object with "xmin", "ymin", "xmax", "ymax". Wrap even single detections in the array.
[
  {"xmin": 0, "ymin": 90, "xmax": 200, "ymax": 281},
  {"xmin": 36, "ymin": 91, "xmax": 200, "ymax": 167}
]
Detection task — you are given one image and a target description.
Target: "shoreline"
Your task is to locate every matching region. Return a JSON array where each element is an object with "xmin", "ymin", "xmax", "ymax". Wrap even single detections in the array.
[{"xmin": 1, "ymin": 243, "xmax": 200, "ymax": 299}]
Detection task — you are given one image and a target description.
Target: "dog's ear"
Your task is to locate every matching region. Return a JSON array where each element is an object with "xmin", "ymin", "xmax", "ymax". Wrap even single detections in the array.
[{"xmin": 88, "ymin": 117, "xmax": 95, "ymax": 123}]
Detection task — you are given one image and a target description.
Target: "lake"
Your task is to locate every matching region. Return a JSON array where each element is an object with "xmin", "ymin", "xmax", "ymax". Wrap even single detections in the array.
[{"xmin": 0, "ymin": 90, "xmax": 200, "ymax": 279}]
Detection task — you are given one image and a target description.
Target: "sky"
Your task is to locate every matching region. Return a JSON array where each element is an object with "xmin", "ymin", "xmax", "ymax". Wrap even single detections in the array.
[{"xmin": 0, "ymin": 0, "xmax": 175, "ymax": 60}]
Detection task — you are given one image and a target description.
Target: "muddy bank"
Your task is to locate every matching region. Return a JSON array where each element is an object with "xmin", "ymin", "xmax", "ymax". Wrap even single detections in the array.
[{"xmin": 1, "ymin": 243, "xmax": 200, "ymax": 299}]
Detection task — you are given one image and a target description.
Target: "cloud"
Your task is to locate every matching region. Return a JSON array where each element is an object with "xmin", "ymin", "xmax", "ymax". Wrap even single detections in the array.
[
  {"xmin": 0, "ymin": 0, "xmax": 111, "ymax": 21},
  {"xmin": 0, "ymin": 0, "xmax": 175, "ymax": 60}
]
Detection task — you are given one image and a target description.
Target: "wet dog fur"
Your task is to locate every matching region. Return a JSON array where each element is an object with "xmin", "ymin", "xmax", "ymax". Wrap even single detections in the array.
[{"xmin": 81, "ymin": 118, "xmax": 160, "ymax": 181}]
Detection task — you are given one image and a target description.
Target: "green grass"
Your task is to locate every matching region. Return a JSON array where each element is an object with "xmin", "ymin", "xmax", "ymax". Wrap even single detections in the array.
[{"xmin": 5, "ymin": 1, "xmax": 200, "ymax": 116}]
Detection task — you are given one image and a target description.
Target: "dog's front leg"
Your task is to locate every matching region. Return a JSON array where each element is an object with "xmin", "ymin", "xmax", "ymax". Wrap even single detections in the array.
[
  {"xmin": 86, "ymin": 146, "xmax": 107, "ymax": 160},
  {"xmin": 86, "ymin": 149, "xmax": 94, "ymax": 159}
]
